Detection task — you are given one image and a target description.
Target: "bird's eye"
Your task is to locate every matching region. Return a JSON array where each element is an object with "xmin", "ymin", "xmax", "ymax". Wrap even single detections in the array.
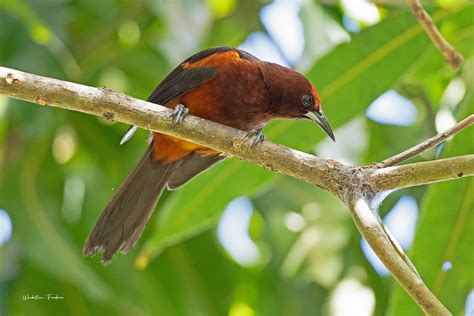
[{"xmin": 302, "ymin": 95, "xmax": 313, "ymax": 108}]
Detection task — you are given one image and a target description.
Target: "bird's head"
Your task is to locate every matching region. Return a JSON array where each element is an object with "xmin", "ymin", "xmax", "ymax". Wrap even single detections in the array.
[
  {"xmin": 298, "ymin": 82, "xmax": 335, "ymax": 142},
  {"xmin": 263, "ymin": 63, "xmax": 335, "ymax": 141}
]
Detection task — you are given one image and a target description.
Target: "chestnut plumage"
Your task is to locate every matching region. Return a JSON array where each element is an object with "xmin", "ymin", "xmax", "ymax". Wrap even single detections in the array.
[{"xmin": 84, "ymin": 46, "xmax": 334, "ymax": 263}]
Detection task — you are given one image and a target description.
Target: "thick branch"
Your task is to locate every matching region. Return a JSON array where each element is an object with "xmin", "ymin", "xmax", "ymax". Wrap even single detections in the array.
[
  {"xmin": 371, "ymin": 155, "xmax": 474, "ymax": 192},
  {"xmin": 0, "ymin": 67, "xmax": 349, "ymax": 197},
  {"xmin": 408, "ymin": 0, "xmax": 464, "ymax": 68},
  {"xmin": 349, "ymin": 197, "xmax": 451, "ymax": 315},
  {"xmin": 377, "ymin": 115, "xmax": 474, "ymax": 167},
  {"xmin": 1, "ymin": 66, "xmax": 472, "ymax": 200}
]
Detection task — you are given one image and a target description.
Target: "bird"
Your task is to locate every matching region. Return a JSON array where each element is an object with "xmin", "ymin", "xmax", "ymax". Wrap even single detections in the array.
[{"xmin": 83, "ymin": 46, "xmax": 335, "ymax": 264}]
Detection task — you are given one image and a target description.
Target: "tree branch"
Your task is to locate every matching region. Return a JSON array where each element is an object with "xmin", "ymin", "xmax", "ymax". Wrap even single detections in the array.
[
  {"xmin": 349, "ymin": 197, "xmax": 450, "ymax": 315},
  {"xmin": 1, "ymin": 66, "xmax": 472, "ymax": 314},
  {"xmin": 371, "ymin": 155, "xmax": 474, "ymax": 192},
  {"xmin": 0, "ymin": 67, "xmax": 350, "ymax": 197},
  {"xmin": 408, "ymin": 0, "xmax": 464, "ymax": 68},
  {"xmin": 377, "ymin": 115, "xmax": 474, "ymax": 167}
]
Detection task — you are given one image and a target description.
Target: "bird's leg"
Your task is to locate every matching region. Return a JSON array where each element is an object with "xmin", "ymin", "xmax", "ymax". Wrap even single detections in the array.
[
  {"xmin": 170, "ymin": 103, "xmax": 189, "ymax": 125},
  {"xmin": 244, "ymin": 127, "xmax": 265, "ymax": 148}
]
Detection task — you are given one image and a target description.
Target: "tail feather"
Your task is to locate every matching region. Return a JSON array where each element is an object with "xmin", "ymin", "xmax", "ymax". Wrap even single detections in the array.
[{"xmin": 83, "ymin": 145, "xmax": 178, "ymax": 264}]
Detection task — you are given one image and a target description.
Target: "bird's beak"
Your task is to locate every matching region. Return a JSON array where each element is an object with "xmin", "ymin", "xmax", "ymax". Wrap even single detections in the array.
[{"xmin": 304, "ymin": 110, "xmax": 336, "ymax": 142}]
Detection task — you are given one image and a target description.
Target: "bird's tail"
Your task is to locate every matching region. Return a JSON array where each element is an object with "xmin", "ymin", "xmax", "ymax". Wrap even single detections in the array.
[{"xmin": 83, "ymin": 144, "xmax": 177, "ymax": 264}]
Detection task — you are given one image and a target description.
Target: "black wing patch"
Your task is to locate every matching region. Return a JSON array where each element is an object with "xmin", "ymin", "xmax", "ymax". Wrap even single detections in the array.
[
  {"xmin": 147, "ymin": 46, "xmax": 258, "ymax": 105},
  {"xmin": 121, "ymin": 46, "xmax": 259, "ymax": 143},
  {"xmin": 148, "ymin": 46, "xmax": 230, "ymax": 106},
  {"xmin": 147, "ymin": 66, "xmax": 217, "ymax": 106},
  {"xmin": 122, "ymin": 67, "xmax": 216, "ymax": 144}
]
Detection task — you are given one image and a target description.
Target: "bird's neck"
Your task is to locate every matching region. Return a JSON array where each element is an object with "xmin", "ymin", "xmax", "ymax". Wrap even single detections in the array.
[{"xmin": 259, "ymin": 62, "xmax": 301, "ymax": 118}]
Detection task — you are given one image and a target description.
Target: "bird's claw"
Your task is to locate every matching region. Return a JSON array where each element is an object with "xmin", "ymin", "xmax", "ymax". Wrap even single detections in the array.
[
  {"xmin": 170, "ymin": 104, "xmax": 189, "ymax": 125},
  {"xmin": 244, "ymin": 128, "xmax": 265, "ymax": 148}
]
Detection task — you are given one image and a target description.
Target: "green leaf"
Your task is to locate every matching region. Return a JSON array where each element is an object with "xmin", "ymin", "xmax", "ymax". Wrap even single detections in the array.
[{"xmin": 137, "ymin": 7, "xmax": 469, "ymax": 266}]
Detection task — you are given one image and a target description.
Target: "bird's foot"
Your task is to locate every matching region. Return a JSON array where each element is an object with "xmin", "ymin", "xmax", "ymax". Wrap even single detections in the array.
[
  {"xmin": 244, "ymin": 128, "xmax": 265, "ymax": 148},
  {"xmin": 170, "ymin": 104, "xmax": 189, "ymax": 125}
]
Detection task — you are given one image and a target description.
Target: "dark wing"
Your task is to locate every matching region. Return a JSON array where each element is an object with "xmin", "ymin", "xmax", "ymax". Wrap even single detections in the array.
[
  {"xmin": 167, "ymin": 154, "xmax": 224, "ymax": 190},
  {"xmin": 148, "ymin": 46, "xmax": 259, "ymax": 105},
  {"xmin": 121, "ymin": 64, "xmax": 216, "ymax": 144},
  {"xmin": 147, "ymin": 66, "xmax": 217, "ymax": 105},
  {"xmin": 122, "ymin": 47, "xmax": 250, "ymax": 143}
]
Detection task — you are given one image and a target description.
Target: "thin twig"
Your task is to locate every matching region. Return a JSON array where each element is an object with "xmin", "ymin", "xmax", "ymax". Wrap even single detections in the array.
[
  {"xmin": 349, "ymin": 197, "xmax": 451, "ymax": 316},
  {"xmin": 408, "ymin": 0, "xmax": 464, "ymax": 68},
  {"xmin": 376, "ymin": 115, "xmax": 474, "ymax": 168}
]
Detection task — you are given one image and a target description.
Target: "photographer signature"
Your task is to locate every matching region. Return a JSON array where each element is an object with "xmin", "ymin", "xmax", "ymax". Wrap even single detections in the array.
[{"xmin": 22, "ymin": 294, "xmax": 64, "ymax": 301}]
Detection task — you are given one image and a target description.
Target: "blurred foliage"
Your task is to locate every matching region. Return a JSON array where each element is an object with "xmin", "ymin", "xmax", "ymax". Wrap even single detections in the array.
[
  {"xmin": 0, "ymin": 1, "xmax": 473, "ymax": 316},
  {"xmin": 390, "ymin": 66, "xmax": 474, "ymax": 315}
]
